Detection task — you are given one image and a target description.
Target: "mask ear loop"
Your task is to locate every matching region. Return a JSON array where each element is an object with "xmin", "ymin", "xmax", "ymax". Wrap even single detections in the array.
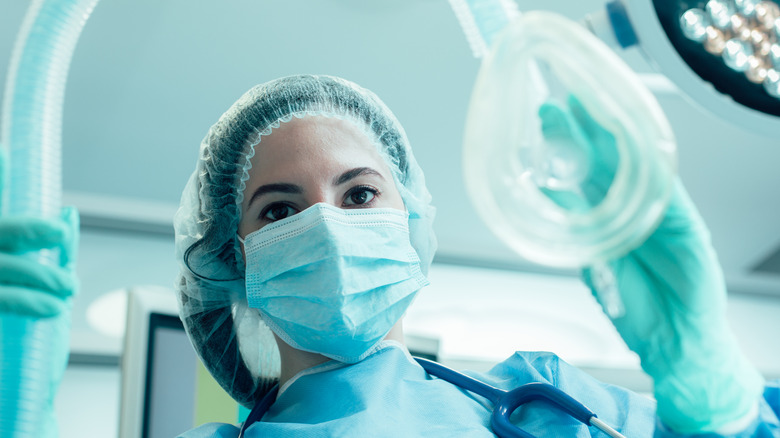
[{"xmin": 183, "ymin": 239, "xmax": 243, "ymax": 282}]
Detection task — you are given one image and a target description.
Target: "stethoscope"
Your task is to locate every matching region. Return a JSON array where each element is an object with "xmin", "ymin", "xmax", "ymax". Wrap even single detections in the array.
[{"xmin": 238, "ymin": 357, "xmax": 627, "ymax": 438}]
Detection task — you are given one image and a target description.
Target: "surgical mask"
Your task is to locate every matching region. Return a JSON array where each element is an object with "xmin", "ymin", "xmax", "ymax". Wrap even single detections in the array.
[{"xmin": 241, "ymin": 203, "xmax": 429, "ymax": 364}]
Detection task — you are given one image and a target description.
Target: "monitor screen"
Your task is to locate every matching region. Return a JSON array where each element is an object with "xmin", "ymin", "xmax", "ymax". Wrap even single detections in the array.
[
  {"xmin": 120, "ymin": 287, "xmax": 251, "ymax": 438},
  {"xmin": 141, "ymin": 313, "xmax": 249, "ymax": 438}
]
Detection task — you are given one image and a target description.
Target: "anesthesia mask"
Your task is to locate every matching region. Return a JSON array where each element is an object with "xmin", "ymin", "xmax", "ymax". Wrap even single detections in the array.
[{"xmin": 462, "ymin": 11, "xmax": 677, "ymax": 315}]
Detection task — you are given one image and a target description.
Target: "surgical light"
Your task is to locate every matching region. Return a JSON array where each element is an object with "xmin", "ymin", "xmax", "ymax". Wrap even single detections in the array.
[
  {"xmin": 680, "ymin": 1, "xmax": 780, "ymax": 97},
  {"xmin": 737, "ymin": 0, "xmax": 761, "ymax": 17},
  {"xmin": 722, "ymin": 38, "xmax": 753, "ymax": 71},
  {"xmin": 680, "ymin": 9, "xmax": 711, "ymax": 41},
  {"xmin": 586, "ymin": 0, "xmax": 780, "ymax": 137},
  {"xmin": 707, "ymin": 0, "xmax": 737, "ymax": 29}
]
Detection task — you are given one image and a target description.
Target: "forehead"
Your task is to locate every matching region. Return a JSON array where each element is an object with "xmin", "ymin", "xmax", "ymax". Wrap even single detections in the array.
[{"xmin": 247, "ymin": 116, "xmax": 391, "ymax": 179}]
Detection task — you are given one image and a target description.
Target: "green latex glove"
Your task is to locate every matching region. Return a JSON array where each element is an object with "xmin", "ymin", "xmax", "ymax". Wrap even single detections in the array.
[
  {"xmin": 536, "ymin": 96, "xmax": 618, "ymax": 212},
  {"xmin": 0, "ymin": 206, "xmax": 80, "ymax": 317},
  {"xmin": 539, "ymin": 97, "xmax": 764, "ymax": 433},
  {"xmin": 0, "ymin": 137, "xmax": 79, "ymax": 317}
]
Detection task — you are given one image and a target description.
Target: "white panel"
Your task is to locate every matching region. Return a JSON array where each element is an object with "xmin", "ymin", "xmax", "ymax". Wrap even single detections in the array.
[{"xmin": 407, "ymin": 263, "xmax": 780, "ymax": 380}]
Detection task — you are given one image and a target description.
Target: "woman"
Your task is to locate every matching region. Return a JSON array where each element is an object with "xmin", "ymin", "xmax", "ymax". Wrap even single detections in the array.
[{"xmin": 174, "ymin": 74, "xmax": 779, "ymax": 437}]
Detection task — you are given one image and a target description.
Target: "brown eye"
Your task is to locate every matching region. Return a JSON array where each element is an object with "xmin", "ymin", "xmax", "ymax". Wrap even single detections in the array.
[
  {"xmin": 351, "ymin": 191, "xmax": 369, "ymax": 204},
  {"xmin": 262, "ymin": 204, "xmax": 297, "ymax": 221},
  {"xmin": 345, "ymin": 187, "xmax": 377, "ymax": 206}
]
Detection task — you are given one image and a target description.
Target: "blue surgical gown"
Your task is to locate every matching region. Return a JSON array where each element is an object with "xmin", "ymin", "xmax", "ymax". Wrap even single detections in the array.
[{"xmin": 179, "ymin": 341, "xmax": 780, "ymax": 437}]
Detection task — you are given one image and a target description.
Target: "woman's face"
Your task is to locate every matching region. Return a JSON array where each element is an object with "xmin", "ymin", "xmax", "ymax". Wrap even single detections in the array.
[{"xmin": 238, "ymin": 116, "xmax": 405, "ymax": 238}]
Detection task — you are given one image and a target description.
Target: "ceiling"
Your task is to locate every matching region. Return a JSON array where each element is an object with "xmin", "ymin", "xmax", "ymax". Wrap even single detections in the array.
[{"xmin": 2, "ymin": 0, "xmax": 779, "ymax": 297}]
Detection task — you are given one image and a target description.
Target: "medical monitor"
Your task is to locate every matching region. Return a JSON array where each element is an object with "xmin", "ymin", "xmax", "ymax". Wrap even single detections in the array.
[{"xmin": 119, "ymin": 288, "xmax": 248, "ymax": 438}]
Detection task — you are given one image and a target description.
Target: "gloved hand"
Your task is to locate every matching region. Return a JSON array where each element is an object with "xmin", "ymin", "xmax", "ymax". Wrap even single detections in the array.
[
  {"xmin": 0, "ymin": 206, "xmax": 80, "ymax": 317},
  {"xmin": 539, "ymin": 97, "xmax": 765, "ymax": 434},
  {"xmin": 0, "ymin": 146, "xmax": 80, "ymax": 437}
]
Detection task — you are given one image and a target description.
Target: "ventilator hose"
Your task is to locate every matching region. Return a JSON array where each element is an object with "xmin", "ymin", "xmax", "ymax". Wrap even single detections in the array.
[{"xmin": 0, "ymin": 0, "xmax": 99, "ymax": 436}]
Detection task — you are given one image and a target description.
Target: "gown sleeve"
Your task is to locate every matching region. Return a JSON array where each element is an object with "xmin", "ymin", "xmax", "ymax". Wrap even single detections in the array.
[
  {"xmin": 474, "ymin": 351, "xmax": 780, "ymax": 437},
  {"xmin": 176, "ymin": 422, "xmax": 240, "ymax": 438}
]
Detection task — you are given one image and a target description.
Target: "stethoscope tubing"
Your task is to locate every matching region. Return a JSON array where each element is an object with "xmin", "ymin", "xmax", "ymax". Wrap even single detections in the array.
[
  {"xmin": 238, "ymin": 385, "xmax": 278, "ymax": 438},
  {"xmin": 237, "ymin": 357, "xmax": 626, "ymax": 438},
  {"xmin": 414, "ymin": 357, "xmax": 626, "ymax": 438}
]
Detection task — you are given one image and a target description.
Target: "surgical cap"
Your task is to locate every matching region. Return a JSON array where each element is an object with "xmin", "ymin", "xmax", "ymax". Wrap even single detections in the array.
[{"xmin": 174, "ymin": 74, "xmax": 437, "ymax": 408}]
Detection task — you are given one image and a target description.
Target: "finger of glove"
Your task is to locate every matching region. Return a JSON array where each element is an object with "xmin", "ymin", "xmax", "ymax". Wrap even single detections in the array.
[
  {"xmin": 0, "ymin": 253, "xmax": 75, "ymax": 297},
  {"xmin": 537, "ymin": 100, "xmax": 613, "ymax": 210},
  {"xmin": 567, "ymin": 95, "xmax": 620, "ymax": 165},
  {"xmin": 539, "ymin": 187, "xmax": 591, "ymax": 212},
  {"xmin": 0, "ymin": 285, "xmax": 67, "ymax": 317},
  {"xmin": 58, "ymin": 206, "xmax": 80, "ymax": 267},
  {"xmin": 566, "ymin": 96, "xmax": 619, "ymax": 198},
  {"xmin": 538, "ymin": 99, "xmax": 588, "ymax": 142},
  {"xmin": 0, "ymin": 216, "xmax": 68, "ymax": 253},
  {"xmin": 537, "ymin": 101, "xmax": 594, "ymax": 211}
]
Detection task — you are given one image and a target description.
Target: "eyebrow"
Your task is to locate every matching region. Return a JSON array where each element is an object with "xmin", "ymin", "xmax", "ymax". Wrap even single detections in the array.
[
  {"xmin": 247, "ymin": 183, "xmax": 303, "ymax": 207},
  {"xmin": 333, "ymin": 167, "xmax": 384, "ymax": 186}
]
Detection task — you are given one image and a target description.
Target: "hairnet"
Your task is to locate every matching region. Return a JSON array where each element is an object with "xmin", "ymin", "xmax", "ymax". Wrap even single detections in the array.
[{"xmin": 174, "ymin": 74, "xmax": 437, "ymax": 408}]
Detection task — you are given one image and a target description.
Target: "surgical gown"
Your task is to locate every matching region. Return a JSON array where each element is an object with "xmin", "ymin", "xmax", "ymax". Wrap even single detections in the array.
[{"xmin": 178, "ymin": 341, "xmax": 780, "ymax": 437}]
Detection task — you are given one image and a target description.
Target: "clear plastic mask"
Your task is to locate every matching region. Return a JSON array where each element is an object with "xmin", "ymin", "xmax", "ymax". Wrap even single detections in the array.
[{"xmin": 463, "ymin": 11, "xmax": 677, "ymax": 271}]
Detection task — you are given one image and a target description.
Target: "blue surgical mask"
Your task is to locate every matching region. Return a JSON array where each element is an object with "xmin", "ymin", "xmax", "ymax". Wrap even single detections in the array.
[{"xmin": 241, "ymin": 203, "xmax": 429, "ymax": 363}]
